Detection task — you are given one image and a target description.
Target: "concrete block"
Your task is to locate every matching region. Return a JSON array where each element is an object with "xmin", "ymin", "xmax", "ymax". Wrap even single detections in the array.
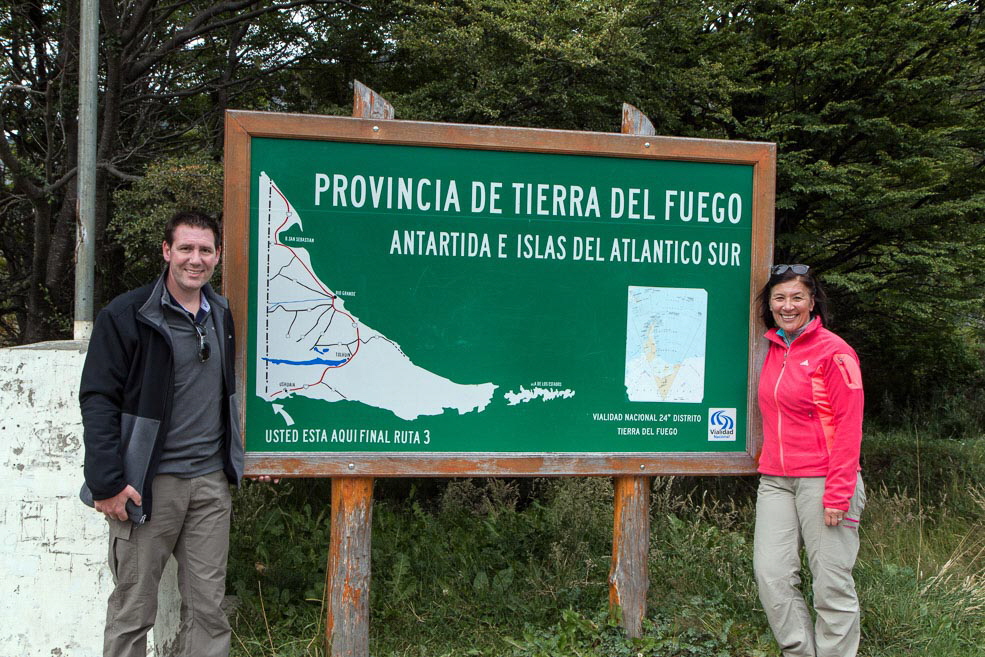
[{"xmin": 0, "ymin": 342, "xmax": 179, "ymax": 656}]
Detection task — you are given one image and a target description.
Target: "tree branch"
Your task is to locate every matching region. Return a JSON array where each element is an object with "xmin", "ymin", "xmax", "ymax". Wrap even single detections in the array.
[
  {"xmin": 125, "ymin": 0, "xmax": 363, "ymax": 82},
  {"xmin": 99, "ymin": 162, "xmax": 142, "ymax": 182},
  {"xmin": 0, "ymin": 85, "xmax": 47, "ymax": 199},
  {"xmin": 42, "ymin": 167, "xmax": 79, "ymax": 195}
]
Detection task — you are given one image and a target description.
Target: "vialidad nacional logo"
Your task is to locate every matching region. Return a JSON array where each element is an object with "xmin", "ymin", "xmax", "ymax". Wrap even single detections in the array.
[{"xmin": 708, "ymin": 408, "xmax": 737, "ymax": 441}]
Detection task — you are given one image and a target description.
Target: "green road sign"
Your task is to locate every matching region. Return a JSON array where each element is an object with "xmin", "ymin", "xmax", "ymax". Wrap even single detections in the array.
[{"xmin": 224, "ymin": 112, "xmax": 775, "ymax": 475}]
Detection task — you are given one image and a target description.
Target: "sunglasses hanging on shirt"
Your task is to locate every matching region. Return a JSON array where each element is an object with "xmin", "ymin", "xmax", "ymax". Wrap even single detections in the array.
[{"xmin": 193, "ymin": 322, "xmax": 211, "ymax": 362}]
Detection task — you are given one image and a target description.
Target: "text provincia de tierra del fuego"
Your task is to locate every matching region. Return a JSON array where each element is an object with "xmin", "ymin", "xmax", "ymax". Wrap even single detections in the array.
[{"xmin": 310, "ymin": 173, "xmax": 747, "ymax": 267}]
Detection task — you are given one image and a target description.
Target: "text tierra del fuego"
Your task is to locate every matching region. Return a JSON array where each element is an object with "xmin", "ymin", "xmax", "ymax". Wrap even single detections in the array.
[{"xmin": 310, "ymin": 173, "xmax": 747, "ymax": 267}]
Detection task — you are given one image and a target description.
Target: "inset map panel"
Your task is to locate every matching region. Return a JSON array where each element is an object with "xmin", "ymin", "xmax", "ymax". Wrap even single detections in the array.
[{"xmin": 625, "ymin": 286, "xmax": 707, "ymax": 403}]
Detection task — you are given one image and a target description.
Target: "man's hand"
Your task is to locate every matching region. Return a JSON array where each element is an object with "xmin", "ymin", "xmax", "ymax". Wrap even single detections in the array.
[
  {"xmin": 94, "ymin": 485, "xmax": 142, "ymax": 522},
  {"xmin": 247, "ymin": 475, "xmax": 281, "ymax": 484},
  {"xmin": 824, "ymin": 507, "xmax": 845, "ymax": 527}
]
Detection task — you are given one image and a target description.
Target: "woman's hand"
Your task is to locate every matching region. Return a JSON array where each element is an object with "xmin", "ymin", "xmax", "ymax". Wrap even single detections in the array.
[{"xmin": 824, "ymin": 507, "xmax": 845, "ymax": 526}]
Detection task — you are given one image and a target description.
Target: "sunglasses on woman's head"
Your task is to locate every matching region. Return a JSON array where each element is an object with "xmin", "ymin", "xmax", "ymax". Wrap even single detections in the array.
[{"xmin": 770, "ymin": 264, "xmax": 810, "ymax": 275}]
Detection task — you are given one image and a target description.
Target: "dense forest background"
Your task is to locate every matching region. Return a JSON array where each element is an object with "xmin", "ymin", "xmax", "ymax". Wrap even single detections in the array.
[
  {"xmin": 2, "ymin": 0, "xmax": 984, "ymax": 427},
  {"xmin": 4, "ymin": 4, "xmax": 984, "ymax": 655}
]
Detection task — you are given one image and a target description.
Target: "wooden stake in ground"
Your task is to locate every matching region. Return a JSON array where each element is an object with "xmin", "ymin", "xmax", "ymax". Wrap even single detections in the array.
[
  {"xmin": 608, "ymin": 104, "xmax": 656, "ymax": 640},
  {"xmin": 324, "ymin": 81, "xmax": 393, "ymax": 657}
]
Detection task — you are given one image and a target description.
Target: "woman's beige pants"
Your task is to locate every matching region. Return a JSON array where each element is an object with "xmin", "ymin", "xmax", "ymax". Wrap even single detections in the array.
[{"xmin": 754, "ymin": 474, "xmax": 866, "ymax": 657}]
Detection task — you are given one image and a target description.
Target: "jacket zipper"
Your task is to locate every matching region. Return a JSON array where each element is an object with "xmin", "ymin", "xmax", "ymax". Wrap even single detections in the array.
[{"xmin": 772, "ymin": 347, "xmax": 790, "ymax": 474}]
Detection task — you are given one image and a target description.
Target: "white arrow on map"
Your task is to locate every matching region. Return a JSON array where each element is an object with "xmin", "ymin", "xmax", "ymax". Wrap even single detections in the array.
[{"xmin": 272, "ymin": 403, "xmax": 295, "ymax": 426}]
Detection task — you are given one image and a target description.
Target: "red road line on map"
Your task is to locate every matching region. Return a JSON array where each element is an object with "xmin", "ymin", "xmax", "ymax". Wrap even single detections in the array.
[
  {"xmin": 272, "ymin": 189, "xmax": 334, "ymax": 300},
  {"xmin": 268, "ymin": 184, "xmax": 361, "ymax": 396}
]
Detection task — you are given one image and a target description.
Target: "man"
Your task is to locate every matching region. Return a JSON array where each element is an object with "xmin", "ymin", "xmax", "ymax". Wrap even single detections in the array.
[{"xmin": 80, "ymin": 210, "xmax": 244, "ymax": 657}]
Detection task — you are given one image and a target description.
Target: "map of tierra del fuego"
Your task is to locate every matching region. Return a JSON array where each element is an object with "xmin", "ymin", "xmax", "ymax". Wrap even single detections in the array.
[
  {"xmin": 256, "ymin": 172, "xmax": 501, "ymax": 421},
  {"xmin": 255, "ymin": 172, "xmax": 707, "ymax": 422},
  {"xmin": 625, "ymin": 286, "xmax": 707, "ymax": 403}
]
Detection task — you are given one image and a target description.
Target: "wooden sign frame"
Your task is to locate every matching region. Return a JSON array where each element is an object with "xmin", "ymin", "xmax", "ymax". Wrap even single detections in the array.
[{"xmin": 223, "ymin": 108, "xmax": 776, "ymax": 480}]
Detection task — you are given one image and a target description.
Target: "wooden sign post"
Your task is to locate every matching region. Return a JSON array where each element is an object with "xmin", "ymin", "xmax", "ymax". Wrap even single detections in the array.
[
  {"xmin": 222, "ymin": 84, "xmax": 776, "ymax": 654},
  {"xmin": 324, "ymin": 82, "xmax": 394, "ymax": 657},
  {"xmin": 607, "ymin": 103, "xmax": 657, "ymax": 638},
  {"xmin": 326, "ymin": 475, "xmax": 373, "ymax": 656}
]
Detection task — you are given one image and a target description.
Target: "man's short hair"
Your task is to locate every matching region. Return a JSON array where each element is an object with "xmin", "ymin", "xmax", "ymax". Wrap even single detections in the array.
[{"xmin": 164, "ymin": 210, "xmax": 221, "ymax": 248}]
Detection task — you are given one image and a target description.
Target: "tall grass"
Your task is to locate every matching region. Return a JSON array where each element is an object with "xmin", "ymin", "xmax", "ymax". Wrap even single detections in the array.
[
  {"xmin": 855, "ymin": 433, "xmax": 985, "ymax": 656},
  {"xmin": 227, "ymin": 431, "xmax": 984, "ymax": 656}
]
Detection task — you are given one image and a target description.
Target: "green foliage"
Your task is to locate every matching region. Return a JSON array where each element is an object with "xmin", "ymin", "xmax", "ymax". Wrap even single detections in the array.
[
  {"xmin": 380, "ymin": 0, "xmax": 654, "ymax": 131},
  {"xmin": 360, "ymin": 0, "xmax": 985, "ymax": 427},
  {"xmin": 228, "ymin": 480, "xmax": 333, "ymax": 656},
  {"xmin": 711, "ymin": 0, "xmax": 985, "ymax": 419},
  {"xmin": 858, "ymin": 557, "xmax": 985, "ymax": 657},
  {"xmin": 862, "ymin": 430, "xmax": 985, "ymax": 518},
  {"xmin": 7, "ymin": 0, "xmax": 985, "ymax": 417},
  {"xmin": 1, "ymin": 1, "xmax": 385, "ymax": 341},
  {"xmin": 503, "ymin": 607, "xmax": 749, "ymax": 657},
  {"xmin": 368, "ymin": 478, "xmax": 613, "ymax": 654},
  {"xmin": 857, "ymin": 470, "xmax": 985, "ymax": 656},
  {"xmin": 228, "ymin": 436, "xmax": 985, "ymax": 656},
  {"xmin": 109, "ymin": 154, "xmax": 223, "ymax": 289}
]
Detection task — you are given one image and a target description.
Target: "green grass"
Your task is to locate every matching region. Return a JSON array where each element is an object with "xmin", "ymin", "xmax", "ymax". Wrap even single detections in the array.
[{"xmin": 227, "ymin": 431, "xmax": 985, "ymax": 656}]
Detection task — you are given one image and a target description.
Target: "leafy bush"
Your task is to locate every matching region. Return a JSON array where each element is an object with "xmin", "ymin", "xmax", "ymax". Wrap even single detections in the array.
[
  {"xmin": 503, "ymin": 607, "xmax": 759, "ymax": 657},
  {"xmin": 228, "ymin": 479, "xmax": 331, "ymax": 655},
  {"xmin": 109, "ymin": 153, "xmax": 223, "ymax": 290}
]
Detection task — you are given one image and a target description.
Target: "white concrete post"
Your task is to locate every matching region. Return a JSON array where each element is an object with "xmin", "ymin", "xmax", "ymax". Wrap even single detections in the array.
[{"xmin": 0, "ymin": 342, "xmax": 178, "ymax": 656}]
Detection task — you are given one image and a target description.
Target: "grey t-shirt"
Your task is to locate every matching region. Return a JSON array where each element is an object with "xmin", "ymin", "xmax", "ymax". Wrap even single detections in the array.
[{"xmin": 157, "ymin": 293, "xmax": 225, "ymax": 478}]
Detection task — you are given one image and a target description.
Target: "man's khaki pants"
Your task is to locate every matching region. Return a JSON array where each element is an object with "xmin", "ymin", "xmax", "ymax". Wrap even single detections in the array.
[
  {"xmin": 753, "ymin": 474, "xmax": 866, "ymax": 657},
  {"xmin": 104, "ymin": 471, "xmax": 233, "ymax": 657}
]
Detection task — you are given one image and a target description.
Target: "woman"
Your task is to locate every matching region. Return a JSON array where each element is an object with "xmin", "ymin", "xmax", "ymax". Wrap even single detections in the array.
[{"xmin": 754, "ymin": 264, "xmax": 866, "ymax": 657}]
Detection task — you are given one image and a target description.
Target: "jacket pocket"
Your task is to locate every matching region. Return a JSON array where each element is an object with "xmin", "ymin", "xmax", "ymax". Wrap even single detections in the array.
[
  {"xmin": 834, "ymin": 353, "xmax": 863, "ymax": 389},
  {"xmin": 809, "ymin": 411, "xmax": 828, "ymax": 454}
]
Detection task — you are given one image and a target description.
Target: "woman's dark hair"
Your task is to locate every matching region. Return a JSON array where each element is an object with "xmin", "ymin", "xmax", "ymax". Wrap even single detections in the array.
[{"xmin": 758, "ymin": 265, "xmax": 830, "ymax": 329}]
